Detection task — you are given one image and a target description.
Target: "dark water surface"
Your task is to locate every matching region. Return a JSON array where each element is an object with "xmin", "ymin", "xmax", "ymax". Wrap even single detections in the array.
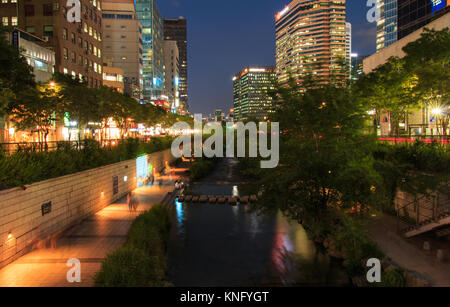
[{"xmin": 167, "ymin": 159, "xmax": 347, "ymax": 286}]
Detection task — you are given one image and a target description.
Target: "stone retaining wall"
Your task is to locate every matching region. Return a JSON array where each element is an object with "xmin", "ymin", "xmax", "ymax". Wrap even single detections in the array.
[{"xmin": 0, "ymin": 149, "xmax": 175, "ymax": 269}]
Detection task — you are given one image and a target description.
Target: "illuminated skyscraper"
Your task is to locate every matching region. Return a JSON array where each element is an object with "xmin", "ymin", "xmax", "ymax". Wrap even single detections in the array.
[
  {"xmin": 376, "ymin": 0, "xmax": 398, "ymax": 51},
  {"xmin": 275, "ymin": 0, "xmax": 347, "ymax": 84},
  {"xmin": 164, "ymin": 17, "xmax": 188, "ymax": 113},
  {"xmin": 345, "ymin": 22, "xmax": 352, "ymax": 70},
  {"xmin": 233, "ymin": 67, "xmax": 276, "ymax": 122},
  {"xmin": 398, "ymin": 0, "xmax": 449, "ymax": 39},
  {"xmin": 135, "ymin": 0, "xmax": 164, "ymax": 103}
]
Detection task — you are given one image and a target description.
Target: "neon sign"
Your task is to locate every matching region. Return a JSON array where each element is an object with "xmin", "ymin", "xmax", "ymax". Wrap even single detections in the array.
[{"xmin": 431, "ymin": 0, "xmax": 447, "ymax": 12}]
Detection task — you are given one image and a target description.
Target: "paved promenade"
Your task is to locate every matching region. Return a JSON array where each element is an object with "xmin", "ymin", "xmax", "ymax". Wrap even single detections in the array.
[
  {"xmin": 366, "ymin": 213, "xmax": 450, "ymax": 287},
  {"xmin": 0, "ymin": 184, "xmax": 174, "ymax": 287}
]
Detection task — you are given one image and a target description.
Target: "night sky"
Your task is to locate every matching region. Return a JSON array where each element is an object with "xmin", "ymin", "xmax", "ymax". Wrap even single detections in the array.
[{"xmin": 157, "ymin": 0, "xmax": 376, "ymax": 115}]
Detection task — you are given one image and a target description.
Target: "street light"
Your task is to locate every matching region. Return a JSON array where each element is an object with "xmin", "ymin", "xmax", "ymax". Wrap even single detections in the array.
[{"xmin": 431, "ymin": 107, "xmax": 442, "ymax": 116}]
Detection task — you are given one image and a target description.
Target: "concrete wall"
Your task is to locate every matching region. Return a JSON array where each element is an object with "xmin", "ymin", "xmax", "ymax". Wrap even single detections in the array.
[
  {"xmin": 0, "ymin": 149, "xmax": 175, "ymax": 269},
  {"xmin": 395, "ymin": 189, "xmax": 450, "ymax": 224}
]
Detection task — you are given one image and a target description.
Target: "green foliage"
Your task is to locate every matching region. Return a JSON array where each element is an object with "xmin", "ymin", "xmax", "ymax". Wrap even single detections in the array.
[
  {"xmin": 376, "ymin": 268, "xmax": 406, "ymax": 287},
  {"xmin": 355, "ymin": 28, "xmax": 450, "ymax": 137},
  {"xmin": 335, "ymin": 215, "xmax": 383, "ymax": 276},
  {"xmin": 373, "ymin": 141, "xmax": 450, "ymax": 199},
  {"xmin": 94, "ymin": 204, "xmax": 171, "ymax": 287},
  {"xmin": 0, "ymin": 138, "xmax": 173, "ymax": 190},
  {"xmin": 189, "ymin": 158, "xmax": 218, "ymax": 181},
  {"xmin": 0, "ymin": 25, "xmax": 36, "ymax": 95}
]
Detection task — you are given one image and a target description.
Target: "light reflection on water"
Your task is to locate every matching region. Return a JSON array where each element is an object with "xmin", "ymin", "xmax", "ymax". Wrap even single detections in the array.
[
  {"xmin": 166, "ymin": 158, "xmax": 349, "ymax": 286},
  {"xmin": 168, "ymin": 183, "xmax": 338, "ymax": 286}
]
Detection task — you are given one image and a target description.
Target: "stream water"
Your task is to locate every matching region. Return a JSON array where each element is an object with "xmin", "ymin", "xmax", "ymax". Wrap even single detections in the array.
[{"xmin": 167, "ymin": 158, "xmax": 349, "ymax": 286}]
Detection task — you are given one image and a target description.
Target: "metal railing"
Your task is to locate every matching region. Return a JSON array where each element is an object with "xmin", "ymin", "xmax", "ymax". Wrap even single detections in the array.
[
  {"xmin": 0, "ymin": 139, "xmax": 132, "ymax": 155},
  {"xmin": 396, "ymin": 192, "xmax": 450, "ymax": 234}
]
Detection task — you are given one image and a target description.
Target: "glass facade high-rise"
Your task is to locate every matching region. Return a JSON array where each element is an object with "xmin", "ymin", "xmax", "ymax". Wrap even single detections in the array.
[
  {"xmin": 135, "ymin": 0, "xmax": 164, "ymax": 103},
  {"xmin": 398, "ymin": 0, "xmax": 449, "ymax": 40},
  {"xmin": 275, "ymin": 0, "xmax": 347, "ymax": 84},
  {"xmin": 376, "ymin": 0, "xmax": 398, "ymax": 51},
  {"xmin": 233, "ymin": 67, "xmax": 276, "ymax": 122},
  {"xmin": 164, "ymin": 18, "xmax": 188, "ymax": 114}
]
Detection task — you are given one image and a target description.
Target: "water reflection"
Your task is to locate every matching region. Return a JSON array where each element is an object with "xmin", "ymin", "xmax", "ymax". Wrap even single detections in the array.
[
  {"xmin": 175, "ymin": 198, "xmax": 185, "ymax": 235},
  {"xmin": 167, "ymin": 159, "xmax": 345, "ymax": 286}
]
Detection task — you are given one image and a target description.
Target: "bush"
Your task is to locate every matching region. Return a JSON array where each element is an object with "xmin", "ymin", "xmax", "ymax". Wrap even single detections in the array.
[
  {"xmin": 0, "ymin": 138, "xmax": 173, "ymax": 190},
  {"xmin": 335, "ymin": 215, "xmax": 384, "ymax": 277},
  {"xmin": 94, "ymin": 204, "xmax": 171, "ymax": 287},
  {"xmin": 377, "ymin": 268, "xmax": 406, "ymax": 287},
  {"xmin": 94, "ymin": 247, "xmax": 158, "ymax": 287},
  {"xmin": 189, "ymin": 158, "xmax": 217, "ymax": 180}
]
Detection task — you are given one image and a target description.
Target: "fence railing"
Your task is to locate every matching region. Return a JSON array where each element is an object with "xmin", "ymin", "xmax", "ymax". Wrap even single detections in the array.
[
  {"xmin": 396, "ymin": 192, "xmax": 450, "ymax": 234},
  {"xmin": 0, "ymin": 139, "xmax": 141, "ymax": 155}
]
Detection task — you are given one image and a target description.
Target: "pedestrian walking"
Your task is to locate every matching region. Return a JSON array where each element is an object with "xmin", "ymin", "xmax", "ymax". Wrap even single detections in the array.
[
  {"xmin": 132, "ymin": 192, "xmax": 139, "ymax": 212},
  {"xmin": 127, "ymin": 192, "xmax": 132, "ymax": 212}
]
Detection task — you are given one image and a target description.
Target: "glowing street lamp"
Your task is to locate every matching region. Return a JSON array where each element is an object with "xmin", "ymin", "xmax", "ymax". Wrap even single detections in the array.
[{"xmin": 431, "ymin": 108, "xmax": 442, "ymax": 116}]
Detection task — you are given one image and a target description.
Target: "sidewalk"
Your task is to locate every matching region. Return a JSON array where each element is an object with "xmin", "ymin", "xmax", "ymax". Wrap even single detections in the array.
[
  {"xmin": 0, "ymin": 184, "xmax": 174, "ymax": 287},
  {"xmin": 366, "ymin": 213, "xmax": 450, "ymax": 287}
]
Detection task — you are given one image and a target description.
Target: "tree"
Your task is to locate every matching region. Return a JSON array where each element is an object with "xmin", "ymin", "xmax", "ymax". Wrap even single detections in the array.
[
  {"xmin": 0, "ymin": 26, "xmax": 36, "ymax": 95},
  {"xmin": 253, "ymin": 76, "xmax": 385, "ymax": 239},
  {"xmin": 403, "ymin": 28, "xmax": 450, "ymax": 137},
  {"xmin": 54, "ymin": 73, "xmax": 99, "ymax": 142},
  {"xmin": 9, "ymin": 85, "xmax": 58, "ymax": 149},
  {"xmin": 355, "ymin": 57, "xmax": 419, "ymax": 138}
]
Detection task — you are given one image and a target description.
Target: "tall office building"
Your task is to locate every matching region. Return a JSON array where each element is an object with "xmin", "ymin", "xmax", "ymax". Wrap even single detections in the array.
[
  {"xmin": 135, "ymin": 0, "xmax": 164, "ymax": 104},
  {"xmin": 164, "ymin": 17, "xmax": 188, "ymax": 113},
  {"xmin": 376, "ymin": 0, "xmax": 398, "ymax": 51},
  {"xmin": 233, "ymin": 66, "xmax": 276, "ymax": 122},
  {"xmin": 398, "ymin": 0, "xmax": 449, "ymax": 39},
  {"xmin": 0, "ymin": 0, "xmax": 103, "ymax": 87},
  {"xmin": 275, "ymin": 0, "xmax": 347, "ymax": 84},
  {"xmin": 345, "ymin": 22, "xmax": 352, "ymax": 68},
  {"xmin": 102, "ymin": 0, "xmax": 143, "ymax": 101},
  {"xmin": 163, "ymin": 40, "xmax": 180, "ymax": 113}
]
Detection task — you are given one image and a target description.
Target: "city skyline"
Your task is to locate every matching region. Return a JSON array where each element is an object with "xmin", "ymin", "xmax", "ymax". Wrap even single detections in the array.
[{"xmin": 157, "ymin": 0, "xmax": 376, "ymax": 115}]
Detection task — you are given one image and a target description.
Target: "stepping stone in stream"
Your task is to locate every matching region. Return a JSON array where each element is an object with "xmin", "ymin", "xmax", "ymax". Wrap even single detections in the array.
[
  {"xmin": 199, "ymin": 195, "xmax": 208, "ymax": 203},
  {"xmin": 185, "ymin": 195, "xmax": 192, "ymax": 202},
  {"xmin": 240, "ymin": 196, "xmax": 249, "ymax": 204},
  {"xmin": 192, "ymin": 196, "xmax": 199, "ymax": 203},
  {"xmin": 208, "ymin": 196, "xmax": 217, "ymax": 203},
  {"xmin": 229, "ymin": 197, "xmax": 238, "ymax": 206}
]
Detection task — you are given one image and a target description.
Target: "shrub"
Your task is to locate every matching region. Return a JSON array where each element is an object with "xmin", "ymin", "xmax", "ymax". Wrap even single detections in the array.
[
  {"xmin": 94, "ymin": 204, "xmax": 171, "ymax": 287},
  {"xmin": 189, "ymin": 158, "xmax": 217, "ymax": 180},
  {"xmin": 377, "ymin": 268, "xmax": 406, "ymax": 287},
  {"xmin": 94, "ymin": 247, "xmax": 156, "ymax": 287},
  {"xmin": 0, "ymin": 138, "xmax": 173, "ymax": 190}
]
